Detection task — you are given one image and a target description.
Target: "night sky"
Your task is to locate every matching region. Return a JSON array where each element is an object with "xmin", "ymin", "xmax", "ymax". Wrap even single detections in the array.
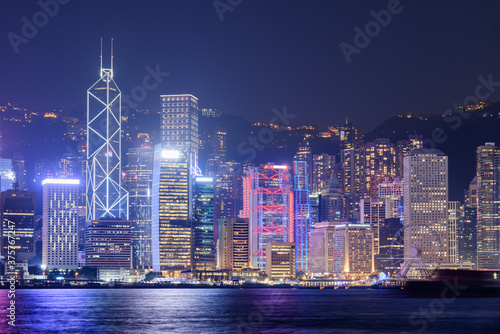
[{"xmin": 2, "ymin": 0, "xmax": 500, "ymax": 131}]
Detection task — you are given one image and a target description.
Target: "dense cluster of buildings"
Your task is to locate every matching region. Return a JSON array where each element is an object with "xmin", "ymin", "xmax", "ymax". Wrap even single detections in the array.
[{"xmin": 1, "ymin": 55, "xmax": 499, "ymax": 284}]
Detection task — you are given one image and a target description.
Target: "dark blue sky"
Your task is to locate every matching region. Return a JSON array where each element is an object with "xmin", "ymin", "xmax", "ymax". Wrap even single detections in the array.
[{"xmin": 1, "ymin": 0, "xmax": 500, "ymax": 131}]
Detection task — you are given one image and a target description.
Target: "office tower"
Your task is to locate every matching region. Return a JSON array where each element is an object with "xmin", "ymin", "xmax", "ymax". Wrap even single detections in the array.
[
  {"xmin": 448, "ymin": 201, "xmax": 461, "ymax": 264},
  {"xmin": 378, "ymin": 178, "xmax": 403, "ymax": 219},
  {"xmin": 77, "ymin": 205, "xmax": 86, "ymax": 251},
  {"xmin": 1, "ymin": 191, "xmax": 36, "ymax": 262},
  {"xmin": 360, "ymin": 197, "xmax": 389, "ymax": 263},
  {"xmin": 308, "ymin": 221, "xmax": 335, "ymax": 275},
  {"xmin": 459, "ymin": 178, "xmax": 477, "ymax": 266},
  {"xmin": 214, "ymin": 161, "xmax": 243, "ymax": 223},
  {"xmin": 476, "ymin": 143, "xmax": 500, "ymax": 269},
  {"xmin": 205, "ymin": 127, "xmax": 227, "ymax": 177},
  {"xmin": 86, "ymin": 40, "xmax": 129, "ymax": 221},
  {"xmin": 34, "ymin": 160, "xmax": 55, "ymax": 184},
  {"xmin": 242, "ymin": 164, "xmax": 293, "ymax": 270},
  {"xmin": 375, "ymin": 218, "xmax": 403, "ymax": 275},
  {"xmin": 309, "ymin": 193, "xmax": 320, "ymax": 226},
  {"xmin": 0, "ymin": 158, "xmax": 14, "ymax": 192},
  {"xmin": 265, "ymin": 242, "xmax": 296, "ymax": 280},
  {"xmin": 56, "ymin": 153, "xmax": 85, "ymax": 180},
  {"xmin": 152, "ymin": 144, "xmax": 191, "ymax": 272},
  {"xmin": 364, "ymin": 138, "xmax": 397, "ymax": 198},
  {"xmin": 332, "ymin": 223, "xmax": 372, "ymax": 276},
  {"xmin": 42, "ymin": 179, "xmax": 79, "ymax": 270},
  {"xmin": 403, "ymin": 149, "xmax": 449, "ymax": 266},
  {"xmin": 320, "ymin": 176, "xmax": 343, "ymax": 223},
  {"xmin": 160, "ymin": 94, "xmax": 200, "ymax": 175},
  {"xmin": 192, "ymin": 177, "xmax": 215, "ymax": 272},
  {"xmin": 123, "ymin": 146, "xmax": 153, "ymax": 269},
  {"xmin": 312, "ymin": 154, "xmax": 335, "ymax": 194},
  {"xmin": 85, "ymin": 219, "xmax": 132, "ymax": 269},
  {"xmin": 12, "ymin": 153, "xmax": 27, "ymax": 191},
  {"xmin": 341, "ymin": 140, "xmax": 365, "ymax": 219},
  {"xmin": 294, "ymin": 138, "xmax": 313, "ymax": 191},
  {"xmin": 396, "ymin": 134, "xmax": 423, "ymax": 178},
  {"xmin": 293, "ymin": 160, "xmax": 312, "ymax": 272},
  {"xmin": 217, "ymin": 218, "xmax": 250, "ymax": 270}
]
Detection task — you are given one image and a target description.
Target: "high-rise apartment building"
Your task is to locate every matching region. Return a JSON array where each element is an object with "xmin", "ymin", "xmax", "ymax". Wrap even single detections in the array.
[
  {"xmin": 312, "ymin": 153, "xmax": 335, "ymax": 194},
  {"xmin": 364, "ymin": 138, "xmax": 396, "ymax": 198},
  {"xmin": 476, "ymin": 142, "xmax": 500, "ymax": 269},
  {"xmin": 42, "ymin": 179, "xmax": 79, "ymax": 270}
]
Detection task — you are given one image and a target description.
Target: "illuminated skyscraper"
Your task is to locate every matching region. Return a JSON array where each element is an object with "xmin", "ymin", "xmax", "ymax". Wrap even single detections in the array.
[
  {"xmin": 160, "ymin": 94, "xmax": 200, "ymax": 175},
  {"xmin": 293, "ymin": 160, "xmax": 312, "ymax": 271},
  {"xmin": 476, "ymin": 142, "xmax": 500, "ymax": 269},
  {"xmin": 308, "ymin": 221, "xmax": 335, "ymax": 275},
  {"xmin": 364, "ymin": 138, "xmax": 396, "ymax": 198},
  {"xmin": 86, "ymin": 40, "xmax": 129, "ymax": 221},
  {"xmin": 332, "ymin": 223, "xmax": 372, "ymax": 277},
  {"xmin": 448, "ymin": 201, "xmax": 461, "ymax": 264},
  {"xmin": 459, "ymin": 178, "xmax": 477, "ymax": 266},
  {"xmin": 12, "ymin": 153, "xmax": 27, "ymax": 191},
  {"xmin": 341, "ymin": 140, "xmax": 365, "ymax": 219},
  {"xmin": 396, "ymin": 134, "xmax": 423, "ymax": 178},
  {"xmin": 320, "ymin": 176, "xmax": 343, "ymax": 223},
  {"xmin": 124, "ymin": 146, "xmax": 153, "ymax": 269},
  {"xmin": 378, "ymin": 178, "xmax": 403, "ymax": 220},
  {"xmin": 1, "ymin": 191, "xmax": 36, "ymax": 262},
  {"xmin": 403, "ymin": 149, "xmax": 449, "ymax": 265},
  {"xmin": 242, "ymin": 164, "xmax": 293, "ymax": 270},
  {"xmin": 42, "ymin": 179, "xmax": 79, "ymax": 270},
  {"xmin": 265, "ymin": 242, "xmax": 296, "ymax": 280},
  {"xmin": 217, "ymin": 218, "xmax": 250, "ymax": 270},
  {"xmin": 312, "ymin": 153, "xmax": 335, "ymax": 194},
  {"xmin": 206, "ymin": 127, "xmax": 227, "ymax": 177},
  {"xmin": 361, "ymin": 196, "xmax": 390, "ymax": 265},
  {"xmin": 152, "ymin": 144, "xmax": 191, "ymax": 272},
  {"xmin": 0, "ymin": 158, "xmax": 14, "ymax": 192},
  {"xmin": 192, "ymin": 177, "xmax": 215, "ymax": 272}
]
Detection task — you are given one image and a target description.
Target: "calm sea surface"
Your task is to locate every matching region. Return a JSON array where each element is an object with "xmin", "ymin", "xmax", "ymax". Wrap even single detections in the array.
[{"xmin": 0, "ymin": 288, "xmax": 499, "ymax": 333}]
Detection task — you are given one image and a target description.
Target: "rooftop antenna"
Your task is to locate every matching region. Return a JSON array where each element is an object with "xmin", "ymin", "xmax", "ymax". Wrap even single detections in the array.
[
  {"xmin": 100, "ymin": 37, "xmax": 103, "ymax": 76},
  {"xmin": 111, "ymin": 38, "xmax": 114, "ymax": 74}
]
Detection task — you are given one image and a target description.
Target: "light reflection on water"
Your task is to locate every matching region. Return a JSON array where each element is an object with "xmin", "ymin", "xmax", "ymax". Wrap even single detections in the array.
[{"xmin": 0, "ymin": 288, "xmax": 499, "ymax": 333}]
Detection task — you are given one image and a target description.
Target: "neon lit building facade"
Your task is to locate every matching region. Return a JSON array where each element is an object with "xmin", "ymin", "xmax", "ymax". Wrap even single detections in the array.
[
  {"xmin": 86, "ymin": 40, "xmax": 129, "ymax": 221},
  {"xmin": 293, "ymin": 160, "xmax": 312, "ymax": 272},
  {"xmin": 242, "ymin": 164, "xmax": 293, "ymax": 270}
]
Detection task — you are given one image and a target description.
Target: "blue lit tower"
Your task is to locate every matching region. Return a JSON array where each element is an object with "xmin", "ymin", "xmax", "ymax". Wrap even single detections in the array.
[
  {"xmin": 293, "ymin": 160, "xmax": 312, "ymax": 272},
  {"xmin": 86, "ymin": 39, "xmax": 129, "ymax": 221},
  {"xmin": 192, "ymin": 177, "xmax": 216, "ymax": 272}
]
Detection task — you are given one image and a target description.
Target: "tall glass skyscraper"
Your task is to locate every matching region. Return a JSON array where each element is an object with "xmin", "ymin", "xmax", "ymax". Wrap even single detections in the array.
[
  {"xmin": 476, "ymin": 142, "xmax": 500, "ymax": 269},
  {"xmin": 192, "ymin": 177, "xmax": 215, "ymax": 272},
  {"xmin": 86, "ymin": 40, "xmax": 129, "ymax": 221},
  {"xmin": 293, "ymin": 160, "xmax": 311, "ymax": 272},
  {"xmin": 124, "ymin": 147, "xmax": 153, "ymax": 269},
  {"xmin": 0, "ymin": 158, "xmax": 14, "ymax": 192},
  {"xmin": 160, "ymin": 94, "xmax": 200, "ymax": 175},
  {"xmin": 152, "ymin": 144, "xmax": 191, "ymax": 272}
]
